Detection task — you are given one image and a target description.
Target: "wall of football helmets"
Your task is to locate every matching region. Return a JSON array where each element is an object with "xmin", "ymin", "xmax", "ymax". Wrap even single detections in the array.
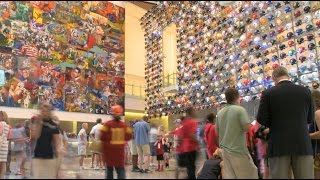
[{"xmin": 141, "ymin": 1, "xmax": 320, "ymax": 118}]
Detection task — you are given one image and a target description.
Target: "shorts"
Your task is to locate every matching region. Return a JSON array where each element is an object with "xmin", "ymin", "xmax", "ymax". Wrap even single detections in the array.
[
  {"xmin": 150, "ymin": 142, "xmax": 156, "ymax": 156},
  {"xmin": 177, "ymin": 153, "xmax": 187, "ymax": 167},
  {"xmin": 128, "ymin": 140, "xmax": 138, "ymax": 155},
  {"xmin": 78, "ymin": 146, "xmax": 86, "ymax": 156},
  {"xmin": 157, "ymin": 154, "xmax": 164, "ymax": 161},
  {"xmin": 164, "ymin": 152, "xmax": 170, "ymax": 160},
  {"xmin": 136, "ymin": 144, "xmax": 151, "ymax": 157}
]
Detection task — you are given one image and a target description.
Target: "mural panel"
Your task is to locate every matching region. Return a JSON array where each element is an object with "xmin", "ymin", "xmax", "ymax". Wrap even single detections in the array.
[{"xmin": 0, "ymin": 1, "xmax": 125, "ymax": 115}]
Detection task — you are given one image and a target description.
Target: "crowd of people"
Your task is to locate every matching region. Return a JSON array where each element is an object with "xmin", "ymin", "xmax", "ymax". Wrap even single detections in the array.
[{"xmin": 0, "ymin": 66, "xmax": 320, "ymax": 179}]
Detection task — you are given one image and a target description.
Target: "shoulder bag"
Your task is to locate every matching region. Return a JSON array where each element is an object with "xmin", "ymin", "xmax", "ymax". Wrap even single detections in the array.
[{"xmin": 314, "ymin": 120, "xmax": 320, "ymax": 170}]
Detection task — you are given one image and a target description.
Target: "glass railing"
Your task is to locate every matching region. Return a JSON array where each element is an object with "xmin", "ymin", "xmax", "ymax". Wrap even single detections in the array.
[
  {"xmin": 125, "ymin": 73, "xmax": 178, "ymax": 98},
  {"xmin": 163, "ymin": 72, "xmax": 177, "ymax": 87},
  {"xmin": 125, "ymin": 84, "xmax": 145, "ymax": 98}
]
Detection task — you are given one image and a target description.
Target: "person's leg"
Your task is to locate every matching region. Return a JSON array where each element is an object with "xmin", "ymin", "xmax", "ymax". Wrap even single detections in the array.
[
  {"xmin": 14, "ymin": 151, "xmax": 22, "ymax": 174},
  {"xmin": 291, "ymin": 155, "xmax": 314, "ymax": 179},
  {"xmin": 269, "ymin": 156, "xmax": 291, "ymax": 179},
  {"xmin": 115, "ymin": 167, "xmax": 126, "ymax": 179},
  {"xmin": 79, "ymin": 155, "xmax": 85, "ymax": 167},
  {"xmin": 20, "ymin": 152, "xmax": 27, "ymax": 177},
  {"xmin": 91, "ymin": 153, "xmax": 95, "ymax": 168},
  {"xmin": 160, "ymin": 160, "xmax": 165, "ymax": 172},
  {"xmin": 6, "ymin": 150, "xmax": 11, "ymax": 175},
  {"xmin": 106, "ymin": 167, "xmax": 114, "ymax": 179},
  {"xmin": 220, "ymin": 149, "xmax": 237, "ymax": 179},
  {"xmin": 0, "ymin": 162, "xmax": 6, "ymax": 179},
  {"xmin": 185, "ymin": 151, "xmax": 197, "ymax": 179},
  {"xmin": 97, "ymin": 154, "xmax": 102, "ymax": 169},
  {"xmin": 142, "ymin": 144, "xmax": 151, "ymax": 171},
  {"xmin": 136, "ymin": 145, "xmax": 144, "ymax": 170},
  {"xmin": 149, "ymin": 142, "xmax": 155, "ymax": 166},
  {"xmin": 231, "ymin": 152, "xmax": 258, "ymax": 179},
  {"xmin": 315, "ymin": 168, "xmax": 320, "ymax": 179}
]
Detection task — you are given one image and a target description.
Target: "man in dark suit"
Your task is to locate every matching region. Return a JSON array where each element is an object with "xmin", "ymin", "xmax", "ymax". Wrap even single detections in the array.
[{"xmin": 257, "ymin": 66, "xmax": 314, "ymax": 179}]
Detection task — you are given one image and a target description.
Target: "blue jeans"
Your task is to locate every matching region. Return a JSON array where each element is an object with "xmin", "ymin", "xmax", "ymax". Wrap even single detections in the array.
[{"xmin": 106, "ymin": 167, "xmax": 126, "ymax": 179}]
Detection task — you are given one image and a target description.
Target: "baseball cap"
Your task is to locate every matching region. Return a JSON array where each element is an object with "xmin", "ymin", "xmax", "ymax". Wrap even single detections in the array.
[{"xmin": 111, "ymin": 105, "xmax": 123, "ymax": 116}]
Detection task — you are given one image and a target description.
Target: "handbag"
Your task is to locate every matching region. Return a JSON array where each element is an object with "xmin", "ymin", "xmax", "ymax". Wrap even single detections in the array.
[{"xmin": 313, "ymin": 119, "xmax": 320, "ymax": 170}]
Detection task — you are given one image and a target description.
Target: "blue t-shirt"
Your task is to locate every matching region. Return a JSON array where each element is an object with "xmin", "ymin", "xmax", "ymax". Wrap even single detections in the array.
[{"xmin": 134, "ymin": 120, "xmax": 150, "ymax": 145}]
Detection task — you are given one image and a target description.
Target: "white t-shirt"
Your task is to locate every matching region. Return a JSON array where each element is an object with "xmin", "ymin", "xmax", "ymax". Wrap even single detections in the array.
[
  {"xmin": 149, "ymin": 128, "xmax": 158, "ymax": 143},
  {"xmin": 90, "ymin": 124, "xmax": 102, "ymax": 141},
  {"xmin": 78, "ymin": 128, "xmax": 87, "ymax": 146}
]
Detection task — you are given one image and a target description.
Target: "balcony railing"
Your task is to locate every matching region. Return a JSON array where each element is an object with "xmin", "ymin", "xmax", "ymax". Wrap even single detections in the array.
[
  {"xmin": 125, "ymin": 84, "xmax": 145, "ymax": 98},
  {"xmin": 125, "ymin": 73, "xmax": 178, "ymax": 98},
  {"xmin": 163, "ymin": 72, "xmax": 177, "ymax": 87}
]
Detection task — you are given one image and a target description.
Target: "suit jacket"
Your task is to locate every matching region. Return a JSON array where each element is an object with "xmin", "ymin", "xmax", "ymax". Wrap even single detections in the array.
[{"xmin": 257, "ymin": 80, "xmax": 314, "ymax": 157}]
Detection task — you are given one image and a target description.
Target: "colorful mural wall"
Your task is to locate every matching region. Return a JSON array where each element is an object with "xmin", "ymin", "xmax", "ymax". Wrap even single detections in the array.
[{"xmin": 0, "ymin": 1, "xmax": 125, "ymax": 115}]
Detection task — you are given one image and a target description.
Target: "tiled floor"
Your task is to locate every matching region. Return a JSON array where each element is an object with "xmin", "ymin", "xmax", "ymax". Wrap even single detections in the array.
[{"xmin": 7, "ymin": 151, "xmax": 206, "ymax": 179}]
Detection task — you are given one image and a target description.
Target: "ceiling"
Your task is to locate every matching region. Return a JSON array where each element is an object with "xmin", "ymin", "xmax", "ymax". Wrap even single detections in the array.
[{"xmin": 130, "ymin": 1, "xmax": 157, "ymax": 11}]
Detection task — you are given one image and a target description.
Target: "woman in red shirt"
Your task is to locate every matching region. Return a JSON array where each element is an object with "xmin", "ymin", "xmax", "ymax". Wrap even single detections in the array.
[{"xmin": 204, "ymin": 113, "xmax": 219, "ymax": 159}]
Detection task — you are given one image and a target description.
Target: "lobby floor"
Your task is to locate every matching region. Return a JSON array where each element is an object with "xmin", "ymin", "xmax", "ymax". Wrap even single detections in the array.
[{"xmin": 7, "ymin": 152, "xmax": 206, "ymax": 179}]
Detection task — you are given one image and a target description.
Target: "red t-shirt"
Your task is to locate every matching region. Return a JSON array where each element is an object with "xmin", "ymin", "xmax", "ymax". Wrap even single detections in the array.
[
  {"xmin": 181, "ymin": 118, "xmax": 198, "ymax": 153},
  {"xmin": 100, "ymin": 120, "xmax": 133, "ymax": 167},
  {"xmin": 170, "ymin": 127, "xmax": 183, "ymax": 154},
  {"xmin": 155, "ymin": 140, "xmax": 164, "ymax": 155},
  {"xmin": 203, "ymin": 123, "xmax": 211, "ymax": 143},
  {"xmin": 246, "ymin": 125, "xmax": 257, "ymax": 148},
  {"xmin": 204, "ymin": 124, "xmax": 218, "ymax": 158}
]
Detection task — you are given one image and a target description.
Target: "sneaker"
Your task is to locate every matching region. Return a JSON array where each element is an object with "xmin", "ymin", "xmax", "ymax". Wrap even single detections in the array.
[
  {"xmin": 143, "ymin": 169, "xmax": 152, "ymax": 173},
  {"xmin": 132, "ymin": 168, "xmax": 141, "ymax": 172}
]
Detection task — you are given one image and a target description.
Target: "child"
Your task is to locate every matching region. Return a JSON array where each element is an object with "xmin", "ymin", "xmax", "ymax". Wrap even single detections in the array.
[
  {"xmin": 197, "ymin": 148, "xmax": 223, "ymax": 179},
  {"xmin": 164, "ymin": 137, "xmax": 172, "ymax": 170},
  {"xmin": 154, "ymin": 135, "xmax": 165, "ymax": 172}
]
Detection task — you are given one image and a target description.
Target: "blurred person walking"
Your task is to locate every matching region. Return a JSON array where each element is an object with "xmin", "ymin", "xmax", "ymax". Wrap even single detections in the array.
[
  {"xmin": 216, "ymin": 88, "xmax": 258, "ymax": 179},
  {"xmin": 169, "ymin": 118, "xmax": 185, "ymax": 179},
  {"xmin": 128, "ymin": 120, "xmax": 140, "ymax": 172},
  {"xmin": 204, "ymin": 113, "xmax": 218, "ymax": 159},
  {"xmin": 11, "ymin": 122, "xmax": 29, "ymax": 177},
  {"xmin": 52, "ymin": 116, "xmax": 68, "ymax": 178},
  {"xmin": 257, "ymin": 66, "xmax": 314, "ymax": 179},
  {"xmin": 309, "ymin": 90, "xmax": 320, "ymax": 179},
  {"xmin": 30, "ymin": 104, "xmax": 61, "ymax": 179},
  {"xmin": 90, "ymin": 118, "xmax": 103, "ymax": 170},
  {"xmin": 100, "ymin": 105, "xmax": 132, "ymax": 179},
  {"xmin": 134, "ymin": 116, "xmax": 151, "ymax": 173},
  {"xmin": 78, "ymin": 123, "xmax": 88, "ymax": 170},
  {"xmin": 0, "ymin": 111, "xmax": 10, "ymax": 179},
  {"xmin": 149, "ymin": 123, "xmax": 158, "ymax": 167},
  {"xmin": 180, "ymin": 107, "xmax": 199, "ymax": 179}
]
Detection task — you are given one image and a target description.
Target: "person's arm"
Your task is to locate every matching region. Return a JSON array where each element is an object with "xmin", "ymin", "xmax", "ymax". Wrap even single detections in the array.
[
  {"xmin": 79, "ymin": 130, "xmax": 84, "ymax": 141},
  {"xmin": 239, "ymin": 108, "xmax": 252, "ymax": 132},
  {"xmin": 188, "ymin": 121, "xmax": 198, "ymax": 142},
  {"xmin": 53, "ymin": 133, "xmax": 61, "ymax": 158},
  {"xmin": 257, "ymin": 90, "xmax": 270, "ymax": 127},
  {"xmin": 124, "ymin": 126, "xmax": 133, "ymax": 141},
  {"xmin": 308, "ymin": 90, "xmax": 315, "ymax": 124},
  {"xmin": 310, "ymin": 111, "xmax": 320, "ymax": 139},
  {"xmin": 196, "ymin": 163, "xmax": 204, "ymax": 177},
  {"xmin": 89, "ymin": 127, "xmax": 95, "ymax": 140}
]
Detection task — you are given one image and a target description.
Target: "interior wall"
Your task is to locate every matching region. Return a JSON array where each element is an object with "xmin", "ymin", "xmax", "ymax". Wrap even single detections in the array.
[
  {"xmin": 163, "ymin": 23, "xmax": 178, "ymax": 76},
  {"xmin": 125, "ymin": 112, "xmax": 169, "ymax": 132},
  {"xmin": 125, "ymin": 3, "xmax": 147, "ymax": 78}
]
